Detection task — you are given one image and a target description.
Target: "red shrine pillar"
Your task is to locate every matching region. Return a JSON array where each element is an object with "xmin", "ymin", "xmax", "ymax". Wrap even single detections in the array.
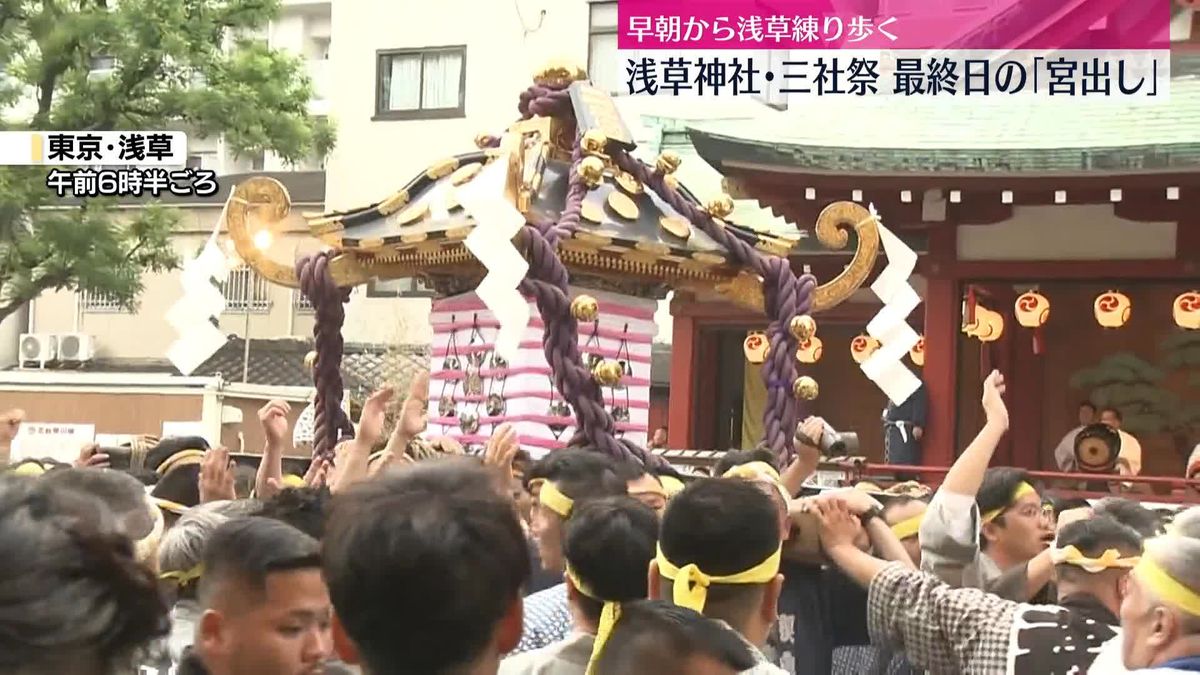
[
  {"xmin": 667, "ymin": 293, "xmax": 698, "ymax": 450},
  {"xmin": 922, "ymin": 225, "xmax": 959, "ymax": 468}
]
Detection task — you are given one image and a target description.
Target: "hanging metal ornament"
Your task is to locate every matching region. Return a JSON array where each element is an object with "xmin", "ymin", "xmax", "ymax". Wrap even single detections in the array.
[
  {"xmin": 490, "ymin": 354, "xmax": 509, "ymax": 370},
  {"xmin": 438, "ymin": 395, "xmax": 457, "ymax": 417},
  {"xmin": 458, "ymin": 410, "xmax": 480, "ymax": 434},
  {"xmin": 467, "ymin": 350, "xmax": 487, "ymax": 368},
  {"xmin": 443, "ymin": 355, "xmax": 461, "ymax": 371},
  {"xmin": 547, "ymin": 399, "xmax": 572, "ymax": 436},
  {"xmin": 486, "ymin": 393, "xmax": 506, "ymax": 417},
  {"xmin": 586, "ymin": 352, "xmax": 603, "ymax": 371},
  {"xmin": 611, "ymin": 405, "xmax": 630, "ymax": 422},
  {"xmin": 592, "ymin": 360, "xmax": 624, "ymax": 387},
  {"xmin": 464, "ymin": 368, "xmax": 484, "ymax": 395},
  {"xmin": 570, "ymin": 294, "xmax": 600, "ymax": 323}
]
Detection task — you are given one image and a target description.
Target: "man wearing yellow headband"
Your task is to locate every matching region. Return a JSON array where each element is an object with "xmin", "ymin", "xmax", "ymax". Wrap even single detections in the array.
[
  {"xmin": 650, "ymin": 479, "xmax": 788, "ymax": 674},
  {"xmin": 500, "ymin": 496, "xmax": 657, "ymax": 675},
  {"xmin": 819, "ymin": 499, "xmax": 1143, "ymax": 675},
  {"xmin": 920, "ymin": 371, "xmax": 1057, "ymax": 600},
  {"xmin": 515, "ymin": 449, "xmax": 628, "ymax": 655},
  {"xmin": 1116, "ymin": 506, "xmax": 1200, "ymax": 673}
]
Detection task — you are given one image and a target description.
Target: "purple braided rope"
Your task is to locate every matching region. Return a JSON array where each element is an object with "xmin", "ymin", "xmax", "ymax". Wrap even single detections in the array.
[
  {"xmin": 296, "ymin": 251, "xmax": 355, "ymax": 462},
  {"xmin": 613, "ymin": 152, "xmax": 817, "ymax": 461}
]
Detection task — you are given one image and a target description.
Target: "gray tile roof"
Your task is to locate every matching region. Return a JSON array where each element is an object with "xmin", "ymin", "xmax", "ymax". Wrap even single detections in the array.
[{"xmin": 55, "ymin": 336, "xmax": 429, "ymax": 392}]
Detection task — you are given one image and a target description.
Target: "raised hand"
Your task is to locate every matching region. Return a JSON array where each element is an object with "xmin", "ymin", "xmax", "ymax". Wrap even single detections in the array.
[
  {"xmin": 981, "ymin": 369, "xmax": 1009, "ymax": 430},
  {"xmin": 399, "ymin": 372, "xmax": 430, "ymax": 439},
  {"xmin": 199, "ymin": 446, "xmax": 236, "ymax": 503},
  {"xmin": 483, "ymin": 423, "xmax": 520, "ymax": 483},
  {"xmin": 257, "ymin": 400, "xmax": 291, "ymax": 449},
  {"xmin": 815, "ymin": 498, "xmax": 863, "ymax": 550},
  {"xmin": 74, "ymin": 443, "xmax": 110, "ymax": 469},
  {"xmin": 358, "ymin": 387, "xmax": 396, "ymax": 448}
]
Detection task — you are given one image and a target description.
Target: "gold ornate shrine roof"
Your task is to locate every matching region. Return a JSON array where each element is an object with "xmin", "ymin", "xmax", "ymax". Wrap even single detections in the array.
[{"xmin": 227, "ymin": 77, "xmax": 880, "ymax": 313}]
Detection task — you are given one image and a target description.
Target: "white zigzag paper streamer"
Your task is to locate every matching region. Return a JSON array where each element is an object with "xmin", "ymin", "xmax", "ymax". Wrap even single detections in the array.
[
  {"xmin": 860, "ymin": 203, "xmax": 923, "ymax": 406},
  {"xmin": 166, "ymin": 193, "xmax": 232, "ymax": 375},
  {"xmin": 456, "ymin": 158, "xmax": 530, "ymax": 361}
]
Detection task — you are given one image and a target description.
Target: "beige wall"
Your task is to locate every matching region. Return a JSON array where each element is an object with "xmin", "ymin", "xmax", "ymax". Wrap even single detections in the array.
[
  {"xmin": 0, "ymin": 390, "xmax": 203, "ymax": 436},
  {"xmin": 219, "ymin": 395, "xmax": 309, "ymax": 456}
]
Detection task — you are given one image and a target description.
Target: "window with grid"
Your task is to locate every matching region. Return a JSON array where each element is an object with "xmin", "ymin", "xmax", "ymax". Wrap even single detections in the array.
[
  {"xmin": 81, "ymin": 289, "xmax": 126, "ymax": 313},
  {"xmin": 293, "ymin": 289, "xmax": 315, "ymax": 313},
  {"xmin": 366, "ymin": 278, "xmax": 435, "ymax": 298},
  {"xmin": 220, "ymin": 266, "xmax": 272, "ymax": 313},
  {"xmin": 375, "ymin": 46, "xmax": 466, "ymax": 120},
  {"xmin": 588, "ymin": 2, "xmax": 622, "ymax": 94}
]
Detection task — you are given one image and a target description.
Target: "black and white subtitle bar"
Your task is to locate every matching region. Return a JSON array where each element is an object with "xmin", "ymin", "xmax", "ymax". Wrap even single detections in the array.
[{"xmin": 0, "ymin": 131, "xmax": 188, "ymax": 165}]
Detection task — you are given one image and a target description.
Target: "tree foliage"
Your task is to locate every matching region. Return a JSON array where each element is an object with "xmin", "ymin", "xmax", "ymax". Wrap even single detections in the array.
[{"xmin": 0, "ymin": 0, "xmax": 335, "ymax": 321}]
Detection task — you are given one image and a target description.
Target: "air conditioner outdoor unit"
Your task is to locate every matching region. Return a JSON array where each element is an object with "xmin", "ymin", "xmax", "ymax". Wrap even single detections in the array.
[
  {"xmin": 57, "ymin": 333, "xmax": 96, "ymax": 362},
  {"xmin": 18, "ymin": 333, "xmax": 57, "ymax": 368}
]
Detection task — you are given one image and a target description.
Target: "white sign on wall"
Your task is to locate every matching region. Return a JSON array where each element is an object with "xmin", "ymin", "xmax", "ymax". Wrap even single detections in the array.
[
  {"xmin": 162, "ymin": 421, "xmax": 212, "ymax": 446},
  {"xmin": 11, "ymin": 423, "xmax": 96, "ymax": 463}
]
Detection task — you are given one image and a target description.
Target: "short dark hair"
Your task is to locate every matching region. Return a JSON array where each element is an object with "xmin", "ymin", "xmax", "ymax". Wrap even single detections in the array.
[
  {"xmin": 323, "ymin": 458, "xmax": 529, "ymax": 674},
  {"xmin": 713, "ymin": 448, "xmax": 778, "ymax": 478},
  {"xmin": 1045, "ymin": 495, "xmax": 1092, "ymax": 518},
  {"xmin": 658, "ymin": 479, "xmax": 779, "ymax": 627},
  {"xmin": 146, "ymin": 437, "xmax": 212, "ymax": 509},
  {"xmin": 593, "ymin": 600, "xmax": 757, "ymax": 675},
  {"xmin": 1093, "ymin": 497, "xmax": 1165, "ymax": 538},
  {"xmin": 564, "ymin": 497, "xmax": 659, "ymax": 623},
  {"xmin": 0, "ymin": 475, "xmax": 168, "ymax": 674},
  {"xmin": 197, "ymin": 517, "xmax": 321, "ymax": 607},
  {"xmin": 527, "ymin": 448, "xmax": 627, "ymax": 504},
  {"xmin": 1099, "ymin": 406, "xmax": 1122, "ymax": 422},
  {"xmin": 1079, "ymin": 401, "xmax": 1096, "ymax": 411},
  {"xmin": 881, "ymin": 495, "xmax": 928, "ymax": 521},
  {"xmin": 977, "ymin": 467, "xmax": 1036, "ymax": 548},
  {"xmin": 41, "ymin": 467, "xmax": 155, "ymax": 540},
  {"xmin": 259, "ymin": 487, "xmax": 331, "ymax": 540},
  {"xmin": 1054, "ymin": 514, "xmax": 1143, "ymax": 586}
]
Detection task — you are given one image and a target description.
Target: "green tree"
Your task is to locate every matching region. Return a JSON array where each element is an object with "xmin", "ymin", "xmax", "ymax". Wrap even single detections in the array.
[
  {"xmin": 0, "ymin": 0, "xmax": 335, "ymax": 322},
  {"xmin": 1069, "ymin": 353, "xmax": 1173, "ymax": 435}
]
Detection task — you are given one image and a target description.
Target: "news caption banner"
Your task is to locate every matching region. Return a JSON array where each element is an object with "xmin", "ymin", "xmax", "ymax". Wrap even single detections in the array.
[
  {"xmin": 0, "ymin": 131, "xmax": 218, "ymax": 198},
  {"xmin": 614, "ymin": 0, "xmax": 1172, "ymax": 100}
]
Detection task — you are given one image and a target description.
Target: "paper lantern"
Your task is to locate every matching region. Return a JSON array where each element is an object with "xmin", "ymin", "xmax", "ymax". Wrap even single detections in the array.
[
  {"xmin": 1014, "ymin": 291, "xmax": 1050, "ymax": 354},
  {"xmin": 964, "ymin": 306, "xmax": 1005, "ymax": 343},
  {"xmin": 796, "ymin": 336, "xmax": 823, "ymax": 364},
  {"xmin": 1014, "ymin": 291, "xmax": 1050, "ymax": 328},
  {"xmin": 909, "ymin": 335, "xmax": 925, "ymax": 367},
  {"xmin": 1174, "ymin": 291, "xmax": 1200, "ymax": 330},
  {"xmin": 744, "ymin": 331, "xmax": 769, "ymax": 364},
  {"xmin": 850, "ymin": 334, "xmax": 881, "ymax": 364},
  {"xmin": 1094, "ymin": 290, "xmax": 1131, "ymax": 329}
]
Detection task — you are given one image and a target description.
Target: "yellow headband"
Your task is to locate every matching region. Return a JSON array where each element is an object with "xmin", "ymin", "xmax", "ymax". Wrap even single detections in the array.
[
  {"xmin": 152, "ymin": 497, "xmax": 189, "ymax": 515},
  {"xmin": 1135, "ymin": 556, "xmax": 1200, "ymax": 616},
  {"xmin": 659, "ymin": 475, "xmax": 685, "ymax": 497},
  {"xmin": 281, "ymin": 474, "xmax": 306, "ymax": 488},
  {"xmin": 891, "ymin": 513, "xmax": 925, "ymax": 541},
  {"xmin": 533, "ymin": 480, "xmax": 573, "ymax": 519},
  {"xmin": 10, "ymin": 462, "xmax": 46, "ymax": 477},
  {"xmin": 722, "ymin": 461, "xmax": 790, "ymax": 503},
  {"xmin": 1051, "ymin": 545, "xmax": 1141, "ymax": 573},
  {"xmin": 565, "ymin": 565, "xmax": 621, "ymax": 675},
  {"xmin": 982, "ymin": 481, "xmax": 1036, "ymax": 524},
  {"xmin": 160, "ymin": 563, "xmax": 204, "ymax": 585},
  {"xmin": 655, "ymin": 543, "xmax": 782, "ymax": 614},
  {"xmin": 156, "ymin": 449, "xmax": 207, "ymax": 476}
]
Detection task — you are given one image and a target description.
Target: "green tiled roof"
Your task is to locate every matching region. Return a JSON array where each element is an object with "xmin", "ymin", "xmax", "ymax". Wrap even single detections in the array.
[{"xmin": 689, "ymin": 65, "xmax": 1200, "ymax": 176}]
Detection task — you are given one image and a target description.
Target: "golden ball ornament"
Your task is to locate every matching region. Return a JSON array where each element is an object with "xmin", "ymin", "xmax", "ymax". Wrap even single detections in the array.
[
  {"xmin": 581, "ymin": 129, "xmax": 609, "ymax": 156},
  {"xmin": 303, "ymin": 350, "xmax": 318, "ymax": 371},
  {"xmin": 592, "ymin": 360, "xmax": 624, "ymax": 387},
  {"xmin": 578, "ymin": 156, "xmax": 605, "ymax": 189},
  {"xmin": 793, "ymin": 376, "xmax": 819, "ymax": 401},
  {"xmin": 789, "ymin": 315, "xmax": 817, "ymax": 341},
  {"xmin": 706, "ymin": 194, "xmax": 735, "ymax": 219},
  {"xmin": 570, "ymin": 295, "xmax": 600, "ymax": 323},
  {"xmin": 656, "ymin": 150, "xmax": 682, "ymax": 175}
]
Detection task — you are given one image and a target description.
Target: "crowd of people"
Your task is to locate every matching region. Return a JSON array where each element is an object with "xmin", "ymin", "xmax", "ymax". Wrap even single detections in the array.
[{"xmin": 1, "ymin": 369, "xmax": 1200, "ymax": 675}]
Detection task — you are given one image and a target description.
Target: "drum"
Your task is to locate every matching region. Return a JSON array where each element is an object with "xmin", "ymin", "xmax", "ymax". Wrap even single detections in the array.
[{"xmin": 1073, "ymin": 423, "xmax": 1121, "ymax": 474}]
